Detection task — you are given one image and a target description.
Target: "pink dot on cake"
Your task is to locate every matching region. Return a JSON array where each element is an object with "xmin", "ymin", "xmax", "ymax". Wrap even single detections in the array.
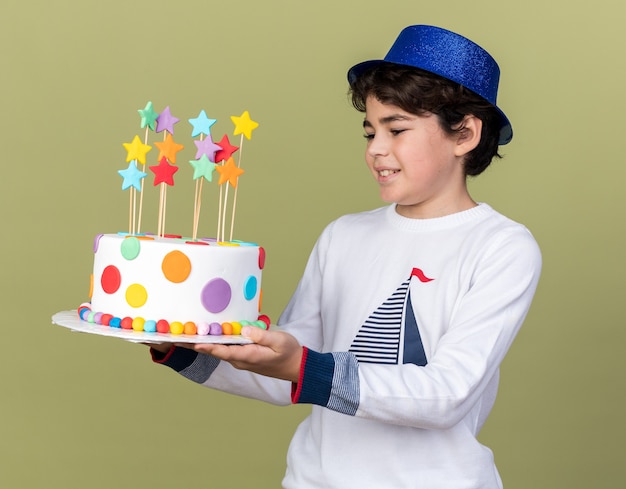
[{"xmin": 197, "ymin": 322, "xmax": 210, "ymax": 335}]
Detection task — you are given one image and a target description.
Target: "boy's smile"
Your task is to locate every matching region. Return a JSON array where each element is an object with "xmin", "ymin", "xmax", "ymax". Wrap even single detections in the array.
[{"xmin": 363, "ymin": 96, "xmax": 477, "ymax": 219}]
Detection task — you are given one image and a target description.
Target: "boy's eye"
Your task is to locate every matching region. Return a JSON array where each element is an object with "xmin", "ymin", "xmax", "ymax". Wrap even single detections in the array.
[
  {"xmin": 363, "ymin": 133, "xmax": 375, "ymax": 141},
  {"xmin": 390, "ymin": 129, "xmax": 406, "ymax": 136}
]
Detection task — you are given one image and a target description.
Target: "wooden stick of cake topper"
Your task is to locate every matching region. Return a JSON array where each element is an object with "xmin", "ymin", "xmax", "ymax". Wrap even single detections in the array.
[
  {"xmin": 213, "ymin": 134, "xmax": 239, "ymax": 241},
  {"xmin": 120, "ymin": 135, "xmax": 151, "ymax": 235},
  {"xmin": 217, "ymin": 160, "xmax": 237, "ymax": 242},
  {"xmin": 152, "ymin": 106, "xmax": 182, "ymax": 237},
  {"xmin": 229, "ymin": 134, "xmax": 245, "ymax": 241},
  {"xmin": 226, "ymin": 111, "xmax": 259, "ymax": 241},
  {"xmin": 188, "ymin": 110, "xmax": 219, "ymax": 240},
  {"xmin": 193, "ymin": 155, "xmax": 201, "ymax": 238},
  {"xmin": 217, "ymin": 163, "xmax": 224, "ymax": 240},
  {"xmin": 137, "ymin": 102, "xmax": 159, "ymax": 234}
]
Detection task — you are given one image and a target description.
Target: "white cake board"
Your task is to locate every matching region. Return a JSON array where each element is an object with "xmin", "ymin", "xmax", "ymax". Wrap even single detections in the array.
[{"xmin": 52, "ymin": 310, "xmax": 254, "ymax": 345}]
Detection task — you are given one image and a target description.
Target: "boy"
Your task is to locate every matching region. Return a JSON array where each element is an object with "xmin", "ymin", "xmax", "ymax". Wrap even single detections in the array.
[{"xmin": 151, "ymin": 25, "xmax": 541, "ymax": 488}]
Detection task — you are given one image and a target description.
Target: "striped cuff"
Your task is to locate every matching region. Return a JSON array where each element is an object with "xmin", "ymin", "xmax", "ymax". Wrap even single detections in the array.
[
  {"xmin": 292, "ymin": 348, "xmax": 360, "ymax": 416},
  {"xmin": 151, "ymin": 346, "xmax": 221, "ymax": 384}
]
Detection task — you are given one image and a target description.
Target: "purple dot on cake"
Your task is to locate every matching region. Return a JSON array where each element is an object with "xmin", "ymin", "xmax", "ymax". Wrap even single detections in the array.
[
  {"xmin": 201, "ymin": 278, "xmax": 232, "ymax": 313},
  {"xmin": 93, "ymin": 234, "xmax": 104, "ymax": 253}
]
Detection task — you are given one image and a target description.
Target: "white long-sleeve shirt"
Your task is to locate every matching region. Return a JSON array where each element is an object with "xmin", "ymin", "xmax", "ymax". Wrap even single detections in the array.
[{"xmin": 154, "ymin": 203, "xmax": 542, "ymax": 488}]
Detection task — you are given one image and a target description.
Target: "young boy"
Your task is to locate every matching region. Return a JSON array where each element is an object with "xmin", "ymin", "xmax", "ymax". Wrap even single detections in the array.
[{"xmin": 151, "ymin": 25, "xmax": 542, "ymax": 488}]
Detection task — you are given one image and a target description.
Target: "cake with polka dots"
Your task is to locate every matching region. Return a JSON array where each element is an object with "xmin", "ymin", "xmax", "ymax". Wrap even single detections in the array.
[
  {"xmin": 75, "ymin": 104, "xmax": 270, "ymax": 337},
  {"xmin": 78, "ymin": 233, "xmax": 269, "ymax": 335}
]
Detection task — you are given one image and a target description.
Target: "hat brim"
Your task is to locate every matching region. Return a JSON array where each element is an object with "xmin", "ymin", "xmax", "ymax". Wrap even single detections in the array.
[{"xmin": 348, "ymin": 59, "xmax": 513, "ymax": 145}]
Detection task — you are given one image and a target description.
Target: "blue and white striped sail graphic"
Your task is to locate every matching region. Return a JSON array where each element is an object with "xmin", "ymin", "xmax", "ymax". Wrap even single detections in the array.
[{"xmin": 349, "ymin": 268, "xmax": 433, "ymax": 366}]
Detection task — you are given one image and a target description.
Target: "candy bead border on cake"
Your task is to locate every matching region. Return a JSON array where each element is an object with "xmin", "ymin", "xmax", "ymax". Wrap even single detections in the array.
[{"xmin": 77, "ymin": 302, "xmax": 271, "ymax": 336}]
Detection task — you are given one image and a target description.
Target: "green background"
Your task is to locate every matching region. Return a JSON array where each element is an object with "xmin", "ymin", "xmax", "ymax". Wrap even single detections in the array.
[{"xmin": 1, "ymin": 0, "xmax": 624, "ymax": 487}]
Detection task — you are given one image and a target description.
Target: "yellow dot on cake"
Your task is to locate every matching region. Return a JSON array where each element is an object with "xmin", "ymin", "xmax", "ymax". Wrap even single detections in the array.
[{"xmin": 126, "ymin": 283, "xmax": 148, "ymax": 308}]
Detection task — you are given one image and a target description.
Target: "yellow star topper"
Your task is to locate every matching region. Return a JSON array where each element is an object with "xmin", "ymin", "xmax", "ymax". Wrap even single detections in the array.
[
  {"xmin": 123, "ymin": 135, "xmax": 152, "ymax": 164},
  {"xmin": 230, "ymin": 110, "xmax": 259, "ymax": 140}
]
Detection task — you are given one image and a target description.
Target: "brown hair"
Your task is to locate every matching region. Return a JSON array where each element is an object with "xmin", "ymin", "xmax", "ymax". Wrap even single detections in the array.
[{"xmin": 349, "ymin": 63, "xmax": 502, "ymax": 176}]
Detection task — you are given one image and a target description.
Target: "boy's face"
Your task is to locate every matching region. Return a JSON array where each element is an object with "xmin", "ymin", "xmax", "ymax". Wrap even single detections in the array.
[{"xmin": 363, "ymin": 96, "xmax": 475, "ymax": 219}]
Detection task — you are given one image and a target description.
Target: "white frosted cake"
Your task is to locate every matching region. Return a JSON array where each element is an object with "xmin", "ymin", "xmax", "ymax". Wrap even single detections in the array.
[{"xmin": 79, "ymin": 233, "xmax": 268, "ymax": 335}]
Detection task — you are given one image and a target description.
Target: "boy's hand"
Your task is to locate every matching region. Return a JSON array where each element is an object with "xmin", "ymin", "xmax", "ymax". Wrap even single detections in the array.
[{"xmin": 193, "ymin": 327, "xmax": 303, "ymax": 383}]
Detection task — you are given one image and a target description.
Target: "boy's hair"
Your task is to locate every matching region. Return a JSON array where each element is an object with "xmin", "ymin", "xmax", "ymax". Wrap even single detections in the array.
[{"xmin": 349, "ymin": 64, "xmax": 502, "ymax": 176}]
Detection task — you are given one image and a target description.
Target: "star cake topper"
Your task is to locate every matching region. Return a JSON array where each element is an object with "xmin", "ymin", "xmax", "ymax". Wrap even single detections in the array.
[
  {"xmin": 150, "ymin": 157, "xmax": 179, "ymax": 186},
  {"xmin": 189, "ymin": 154, "xmax": 217, "ymax": 182},
  {"xmin": 122, "ymin": 135, "xmax": 152, "ymax": 165},
  {"xmin": 216, "ymin": 157, "xmax": 245, "ymax": 188},
  {"xmin": 118, "ymin": 160, "xmax": 147, "ymax": 191},
  {"xmin": 194, "ymin": 134, "xmax": 222, "ymax": 162},
  {"xmin": 154, "ymin": 133, "xmax": 184, "ymax": 164},
  {"xmin": 188, "ymin": 110, "xmax": 217, "ymax": 138},
  {"xmin": 156, "ymin": 106, "xmax": 180, "ymax": 134},
  {"xmin": 214, "ymin": 134, "xmax": 239, "ymax": 163},
  {"xmin": 138, "ymin": 101, "xmax": 159, "ymax": 131},
  {"xmin": 230, "ymin": 110, "xmax": 259, "ymax": 140}
]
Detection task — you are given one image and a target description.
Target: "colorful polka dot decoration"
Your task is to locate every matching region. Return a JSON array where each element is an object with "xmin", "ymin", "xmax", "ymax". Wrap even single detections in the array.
[
  {"xmin": 101, "ymin": 265, "xmax": 121, "ymax": 294},
  {"xmin": 161, "ymin": 250, "xmax": 192, "ymax": 283},
  {"xmin": 90, "ymin": 234, "xmax": 266, "ymax": 334},
  {"xmin": 99, "ymin": 235, "xmax": 262, "ymax": 313},
  {"xmin": 243, "ymin": 276, "xmax": 258, "ymax": 300},
  {"xmin": 201, "ymin": 278, "xmax": 232, "ymax": 313},
  {"xmin": 77, "ymin": 303, "xmax": 271, "ymax": 335},
  {"xmin": 121, "ymin": 236, "xmax": 141, "ymax": 260},
  {"xmin": 125, "ymin": 283, "xmax": 148, "ymax": 307},
  {"xmin": 94, "ymin": 234, "xmax": 104, "ymax": 253}
]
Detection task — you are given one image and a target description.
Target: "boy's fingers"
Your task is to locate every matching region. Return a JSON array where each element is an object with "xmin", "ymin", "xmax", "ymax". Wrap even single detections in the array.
[{"xmin": 241, "ymin": 325, "xmax": 269, "ymax": 343}]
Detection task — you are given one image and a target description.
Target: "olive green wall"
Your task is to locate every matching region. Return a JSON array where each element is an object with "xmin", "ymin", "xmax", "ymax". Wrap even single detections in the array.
[{"xmin": 1, "ymin": 0, "xmax": 623, "ymax": 487}]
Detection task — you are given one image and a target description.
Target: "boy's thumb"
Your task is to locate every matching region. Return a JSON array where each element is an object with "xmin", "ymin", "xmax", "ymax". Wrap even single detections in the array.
[{"xmin": 241, "ymin": 325, "xmax": 267, "ymax": 343}]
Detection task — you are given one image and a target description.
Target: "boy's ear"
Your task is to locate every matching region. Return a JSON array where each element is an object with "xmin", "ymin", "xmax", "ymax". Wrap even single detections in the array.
[{"xmin": 454, "ymin": 115, "xmax": 482, "ymax": 157}]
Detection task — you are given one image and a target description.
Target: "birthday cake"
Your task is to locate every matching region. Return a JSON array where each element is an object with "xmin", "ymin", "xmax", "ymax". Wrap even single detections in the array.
[
  {"xmin": 77, "ymin": 102, "xmax": 269, "ymax": 336},
  {"xmin": 80, "ymin": 233, "xmax": 267, "ymax": 334}
]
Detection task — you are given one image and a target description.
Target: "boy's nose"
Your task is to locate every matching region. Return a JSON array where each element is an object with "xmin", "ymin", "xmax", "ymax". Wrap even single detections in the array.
[{"xmin": 366, "ymin": 135, "xmax": 389, "ymax": 158}]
